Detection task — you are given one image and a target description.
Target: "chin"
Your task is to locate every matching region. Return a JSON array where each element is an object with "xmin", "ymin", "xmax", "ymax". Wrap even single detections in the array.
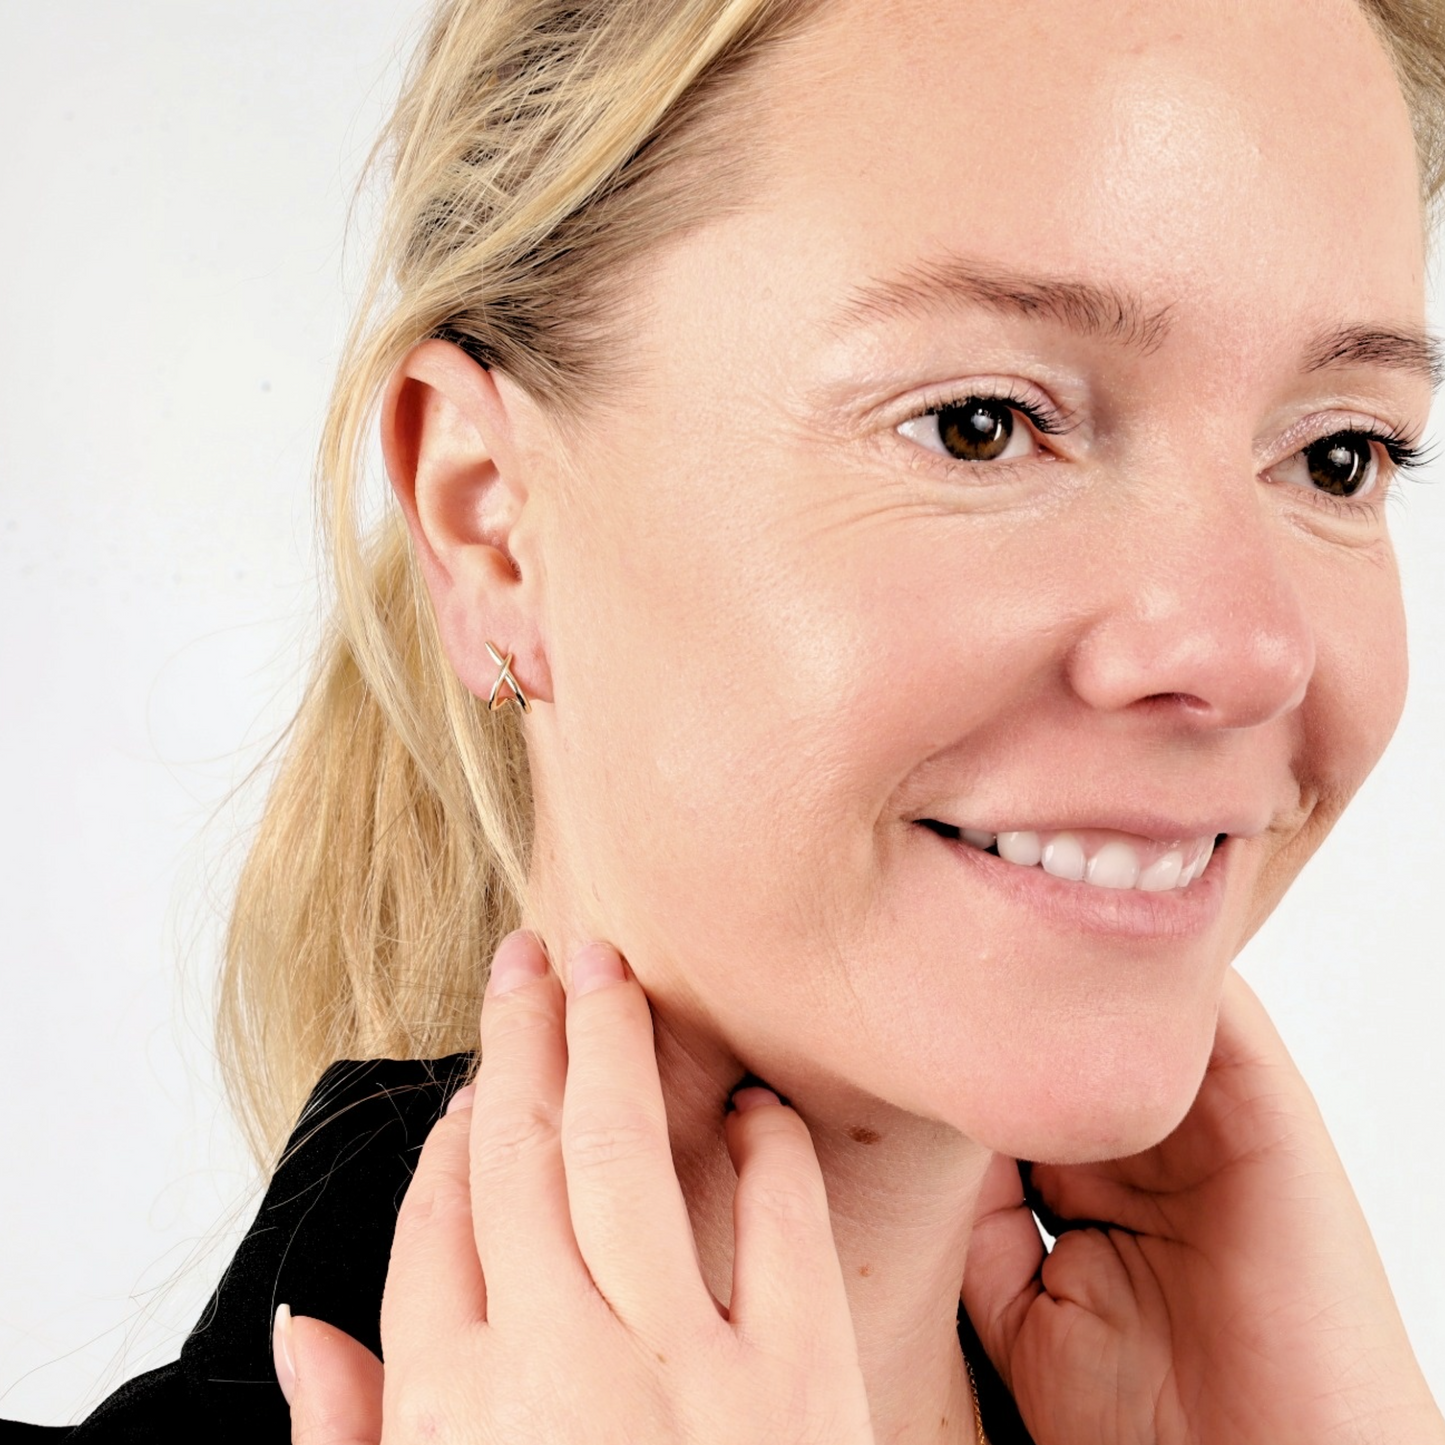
[{"xmin": 961, "ymin": 1018, "xmax": 1217, "ymax": 1167}]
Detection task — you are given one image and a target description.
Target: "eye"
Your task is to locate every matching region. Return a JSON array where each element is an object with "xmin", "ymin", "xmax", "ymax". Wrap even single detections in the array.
[
  {"xmin": 1273, "ymin": 426, "xmax": 1429, "ymax": 503},
  {"xmin": 897, "ymin": 394, "xmax": 1060, "ymax": 464},
  {"xmin": 1285, "ymin": 431, "xmax": 1378, "ymax": 499}
]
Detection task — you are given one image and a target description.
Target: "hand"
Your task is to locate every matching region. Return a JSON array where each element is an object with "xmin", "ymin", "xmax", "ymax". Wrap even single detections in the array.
[
  {"xmin": 277, "ymin": 932, "xmax": 876, "ymax": 1445},
  {"xmin": 964, "ymin": 966, "xmax": 1445, "ymax": 1445}
]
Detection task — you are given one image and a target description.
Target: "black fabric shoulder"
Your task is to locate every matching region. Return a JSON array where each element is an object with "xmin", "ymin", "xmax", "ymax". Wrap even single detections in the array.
[
  {"xmin": 178, "ymin": 1052, "xmax": 476, "ymax": 1381},
  {"xmin": 1, "ymin": 1053, "xmax": 474, "ymax": 1443}
]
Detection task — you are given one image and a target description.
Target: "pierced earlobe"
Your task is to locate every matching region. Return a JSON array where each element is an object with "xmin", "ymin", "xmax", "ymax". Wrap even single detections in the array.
[{"xmin": 485, "ymin": 641, "xmax": 532, "ymax": 714}]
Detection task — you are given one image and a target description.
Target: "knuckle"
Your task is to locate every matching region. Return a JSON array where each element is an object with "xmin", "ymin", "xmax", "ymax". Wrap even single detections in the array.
[
  {"xmin": 386, "ymin": 1388, "xmax": 454, "ymax": 1443},
  {"xmin": 398, "ymin": 1168, "xmax": 472, "ymax": 1232},
  {"xmin": 482, "ymin": 993, "xmax": 556, "ymax": 1044},
  {"xmin": 747, "ymin": 1171, "xmax": 824, "ymax": 1235},
  {"xmin": 563, "ymin": 1111, "xmax": 661, "ymax": 1172},
  {"xmin": 567, "ymin": 981, "xmax": 650, "ymax": 1039},
  {"xmin": 471, "ymin": 1101, "xmax": 560, "ymax": 1176}
]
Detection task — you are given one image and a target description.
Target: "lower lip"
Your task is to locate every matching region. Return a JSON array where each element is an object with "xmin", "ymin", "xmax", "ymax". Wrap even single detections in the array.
[{"xmin": 922, "ymin": 828, "xmax": 1230, "ymax": 940}]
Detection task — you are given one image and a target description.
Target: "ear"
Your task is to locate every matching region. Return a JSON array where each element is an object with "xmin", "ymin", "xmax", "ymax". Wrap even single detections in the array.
[{"xmin": 381, "ymin": 339, "xmax": 552, "ymax": 708}]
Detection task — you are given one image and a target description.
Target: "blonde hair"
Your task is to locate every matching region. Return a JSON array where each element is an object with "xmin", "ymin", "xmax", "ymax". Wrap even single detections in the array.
[{"xmin": 218, "ymin": 0, "xmax": 1445, "ymax": 1172}]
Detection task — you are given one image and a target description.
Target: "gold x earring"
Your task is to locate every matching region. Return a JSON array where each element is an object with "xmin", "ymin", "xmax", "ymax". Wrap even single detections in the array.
[{"xmin": 485, "ymin": 641, "xmax": 532, "ymax": 714}]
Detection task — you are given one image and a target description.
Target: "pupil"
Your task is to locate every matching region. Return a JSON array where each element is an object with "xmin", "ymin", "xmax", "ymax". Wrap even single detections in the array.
[
  {"xmin": 1306, "ymin": 432, "xmax": 1370, "ymax": 497},
  {"xmin": 938, "ymin": 400, "xmax": 1013, "ymax": 461}
]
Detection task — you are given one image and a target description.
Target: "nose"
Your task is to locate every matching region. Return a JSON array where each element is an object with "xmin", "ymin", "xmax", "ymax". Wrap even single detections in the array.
[{"xmin": 1064, "ymin": 484, "xmax": 1316, "ymax": 731}]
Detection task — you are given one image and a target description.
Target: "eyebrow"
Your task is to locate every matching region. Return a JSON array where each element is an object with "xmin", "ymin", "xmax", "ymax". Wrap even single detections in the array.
[
  {"xmin": 834, "ymin": 251, "xmax": 1444, "ymax": 388},
  {"xmin": 1301, "ymin": 323, "xmax": 1445, "ymax": 389}
]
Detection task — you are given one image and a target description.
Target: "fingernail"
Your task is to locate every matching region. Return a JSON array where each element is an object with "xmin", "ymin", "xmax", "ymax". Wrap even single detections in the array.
[
  {"xmin": 487, "ymin": 932, "xmax": 548, "ymax": 996},
  {"xmin": 272, "ymin": 1302, "xmax": 296, "ymax": 1406},
  {"xmin": 446, "ymin": 1083, "xmax": 477, "ymax": 1116},
  {"xmin": 731, "ymin": 1086, "xmax": 781, "ymax": 1114},
  {"xmin": 570, "ymin": 942, "xmax": 626, "ymax": 996}
]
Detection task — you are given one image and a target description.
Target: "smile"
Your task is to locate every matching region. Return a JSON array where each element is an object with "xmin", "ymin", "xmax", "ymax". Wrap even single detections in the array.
[{"xmin": 918, "ymin": 822, "xmax": 1227, "ymax": 894}]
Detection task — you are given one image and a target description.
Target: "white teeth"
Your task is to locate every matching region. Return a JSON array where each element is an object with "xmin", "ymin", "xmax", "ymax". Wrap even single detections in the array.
[
  {"xmin": 997, "ymin": 830, "xmax": 1042, "ymax": 866},
  {"xmin": 941, "ymin": 822, "xmax": 1222, "ymax": 894},
  {"xmin": 1086, "ymin": 840, "xmax": 1141, "ymax": 890},
  {"xmin": 1040, "ymin": 833, "xmax": 1086, "ymax": 882},
  {"xmin": 1137, "ymin": 849, "xmax": 1184, "ymax": 892},
  {"xmin": 1179, "ymin": 836, "xmax": 1216, "ymax": 887}
]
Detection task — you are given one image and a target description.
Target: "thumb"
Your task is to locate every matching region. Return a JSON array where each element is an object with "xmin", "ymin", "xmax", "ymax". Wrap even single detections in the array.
[
  {"xmin": 274, "ymin": 1303, "xmax": 385, "ymax": 1445},
  {"xmin": 961, "ymin": 1152, "xmax": 1045, "ymax": 1390}
]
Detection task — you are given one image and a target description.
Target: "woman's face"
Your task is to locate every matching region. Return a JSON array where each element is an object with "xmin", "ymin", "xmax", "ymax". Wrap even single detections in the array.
[{"xmin": 519, "ymin": 0, "xmax": 1432, "ymax": 1161}]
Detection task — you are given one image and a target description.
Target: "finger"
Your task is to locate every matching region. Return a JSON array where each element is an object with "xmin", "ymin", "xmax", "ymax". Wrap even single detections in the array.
[
  {"xmin": 1192, "ymin": 967, "xmax": 1316, "ymax": 1148},
  {"xmin": 1014, "ymin": 1146, "xmax": 1146, "ymax": 1231},
  {"xmin": 283, "ymin": 1311, "xmax": 383, "ymax": 1445},
  {"xmin": 561, "ymin": 942, "xmax": 718, "ymax": 1332},
  {"xmin": 1212, "ymin": 965, "xmax": 1284, "ymax": 1070},
  {"xmin": 380, "ymin": 1085, "xmax": 487, "ymax": 1352},
  {"xmin": 961, "ymin": 1152, "xmax": 1046, "ymax": 1390},
  {"xmin": 723, "ymin": 1089, "xmax": 856, "ymax": 1361},
  {"xmin": 468, "ymin": 930, "xmax": 589, "ymax": 1324}
]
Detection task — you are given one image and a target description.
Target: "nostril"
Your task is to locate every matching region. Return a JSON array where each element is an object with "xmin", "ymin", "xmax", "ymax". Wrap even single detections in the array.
[{"xmin": 1144, "ymin": 691, "xmax": 1212, "ymax": 713}]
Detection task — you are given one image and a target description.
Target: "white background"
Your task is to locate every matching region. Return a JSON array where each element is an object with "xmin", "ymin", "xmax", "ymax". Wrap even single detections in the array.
[{"xmin": 2, "ymin": 2, "xmax": 1443, "ymax": 1428}]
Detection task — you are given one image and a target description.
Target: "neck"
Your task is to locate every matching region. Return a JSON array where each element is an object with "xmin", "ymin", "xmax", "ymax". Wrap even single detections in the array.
[
  {"xmin": 652, "ymin": 1007, "xmax": 989, "ymax": 1445},
  {"xmin": 523, "ymin": 888, "xmax": 992, "ymax": 1444}
]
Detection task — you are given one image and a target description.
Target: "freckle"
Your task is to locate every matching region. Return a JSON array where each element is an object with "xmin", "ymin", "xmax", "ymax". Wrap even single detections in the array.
[
  {"xmin": 656, "ymin": 1351, "xmax": 666, "ymax": 1364},
  {"xmin": 858, "ymin": 1263, "xmax": 872, "ymax": 1276},
  {"xmin": 847, "ymin": 1125, "xmax": 882, "ymax": 1144}
]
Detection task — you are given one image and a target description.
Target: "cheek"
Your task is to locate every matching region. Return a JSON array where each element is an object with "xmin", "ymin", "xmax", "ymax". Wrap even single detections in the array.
[
  {"xmin": 546, "ymin": 516, "xmax": 967, "ymax": 922},
  {"xmin": 538, "ymin": 452, "xmax": 1040, "ymax": 1005},
  {"xmin": 1320, "ymin": 557, "xmax": 1409, "ymax": 765},
  {"xmin": 1252, "ymin": 545, "xmax": 1408, "ymax": 922}
]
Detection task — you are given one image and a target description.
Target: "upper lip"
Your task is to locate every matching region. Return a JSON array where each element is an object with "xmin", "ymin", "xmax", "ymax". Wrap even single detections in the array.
[{"xmin": 917, "ymin": 807, "xmax": 1271, "ymax": 842}]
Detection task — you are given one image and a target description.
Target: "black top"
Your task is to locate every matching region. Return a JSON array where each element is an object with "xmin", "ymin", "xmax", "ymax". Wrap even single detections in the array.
[{"xmin": 2, "ymin": 1055, "xmax": 1034, "ymax": 1443}]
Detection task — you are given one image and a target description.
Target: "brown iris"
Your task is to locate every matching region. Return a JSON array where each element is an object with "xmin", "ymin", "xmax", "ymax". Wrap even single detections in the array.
[
  {"xmin": 937, "ymin": 399, "xmax": 1015, "ymax": 462},
  {"xmin": 1305, "ymin": 432, "xmax": 1372, "ymax": 497}
]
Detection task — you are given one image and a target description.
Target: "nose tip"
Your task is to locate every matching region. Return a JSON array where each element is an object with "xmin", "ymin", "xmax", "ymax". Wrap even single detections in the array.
[{"xmin": 1066, "ymin": 578, "xmax": 1316, "ymax": 730}]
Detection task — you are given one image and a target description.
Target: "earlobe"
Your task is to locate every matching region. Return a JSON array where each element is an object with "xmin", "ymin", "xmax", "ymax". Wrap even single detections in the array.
[
  {"xmin": 484, "ymin": 641, "xmax": 533, "ymax": 714},
  {"xmin": 380, "ymin": 339, "xmax": 552, "ymax": 706}
]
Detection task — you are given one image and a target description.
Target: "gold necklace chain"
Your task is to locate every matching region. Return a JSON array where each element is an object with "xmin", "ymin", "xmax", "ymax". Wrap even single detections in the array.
[{"xmin": 962, "ymin": 1353, "xmax": 991, "ymax": 1445}]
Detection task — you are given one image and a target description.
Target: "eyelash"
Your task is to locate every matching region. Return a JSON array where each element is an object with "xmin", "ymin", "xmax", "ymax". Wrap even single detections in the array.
[
  {"xmin": 913, "ymin": 384, "xmax": 1080, "ymax": 443},
  {"xmin": 900, "ymin": 388, "xmax": 1433, "ymax": 516},
  {"xmin": 1365, "ymin": 426, "xmax": 1433, "ymax": 478}
]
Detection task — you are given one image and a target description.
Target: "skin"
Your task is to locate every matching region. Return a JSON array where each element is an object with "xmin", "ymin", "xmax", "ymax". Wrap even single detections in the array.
[{"xmin": 283, "ymin": 0, "xmax": 1445, "ymax": 1440}]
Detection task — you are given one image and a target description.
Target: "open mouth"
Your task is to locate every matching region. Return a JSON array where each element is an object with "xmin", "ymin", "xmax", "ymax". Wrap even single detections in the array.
[{"xmin": 917, "ymin": 820, "xmax": 1229, "ymax": 894}]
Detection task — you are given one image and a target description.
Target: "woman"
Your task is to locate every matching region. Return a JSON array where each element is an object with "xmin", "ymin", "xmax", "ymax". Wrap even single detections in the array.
[{"xmin": 9, "ymin": 0, "xmax": 1445, "ymax": 1440}]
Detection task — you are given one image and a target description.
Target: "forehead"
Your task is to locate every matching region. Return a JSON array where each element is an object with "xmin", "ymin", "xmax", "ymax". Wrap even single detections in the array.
[{"xmin": 690, "ymin": 0, "xmax": 1426, "ymax": 365}]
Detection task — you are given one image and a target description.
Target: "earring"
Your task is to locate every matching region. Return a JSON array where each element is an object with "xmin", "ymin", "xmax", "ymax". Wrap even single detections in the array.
[{"xmin": 485, "ymin": 641, "xmax": 532, "ymax": 714}]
